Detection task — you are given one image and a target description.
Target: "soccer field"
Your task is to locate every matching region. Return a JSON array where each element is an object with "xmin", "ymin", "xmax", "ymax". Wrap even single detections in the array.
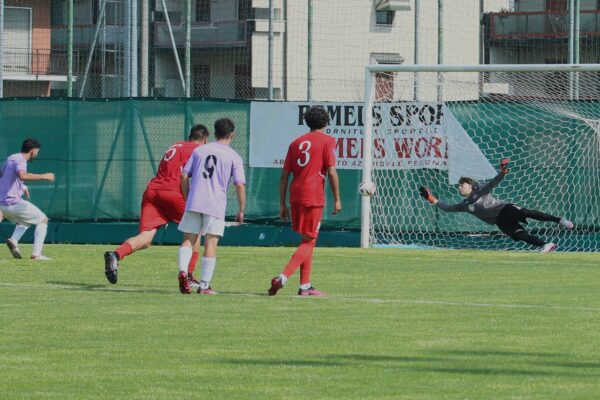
[{"xmin": 1, "ymin": 245, "xmax": 600, "ymax": 399}]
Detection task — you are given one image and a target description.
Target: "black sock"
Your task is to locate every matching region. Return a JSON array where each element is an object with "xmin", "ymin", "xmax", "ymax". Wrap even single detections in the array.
[
  {"xmin": 521, "ymin": 208, "xmax": 561, "ymax": 224},
  {"xmin": 513, "ymin": 230, "xmax": 546, "ymax": 247}
]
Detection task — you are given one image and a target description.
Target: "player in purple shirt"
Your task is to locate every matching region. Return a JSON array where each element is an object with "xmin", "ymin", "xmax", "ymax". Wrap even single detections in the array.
[
  {"xmin": 176, "ymin": 118, "xmax": 246, "ymax": 294},
  {"xmin": 0, "ymin": 139, "xmax": 55, "ymax": 260}
]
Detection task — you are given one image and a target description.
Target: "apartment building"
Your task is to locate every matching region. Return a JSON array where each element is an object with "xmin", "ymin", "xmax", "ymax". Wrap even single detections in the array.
[
  {"xmin": 2, "ymin": 0, "xmax": 70, "ymax": 97},
  {"xmin": 1, "ymin": 0, "xmax": 508, "ymax": 100}
]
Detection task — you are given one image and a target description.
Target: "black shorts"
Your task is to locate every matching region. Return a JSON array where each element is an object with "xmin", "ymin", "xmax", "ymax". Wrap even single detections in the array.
[{"xmin": 496, "ymin": 204, "xmax": 527, "ymax": 238}]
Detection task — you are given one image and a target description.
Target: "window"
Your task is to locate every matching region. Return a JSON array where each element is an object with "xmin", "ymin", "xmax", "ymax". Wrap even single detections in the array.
[
  {"xmin": 545, "ymin": 0, "xmax": 567, "ymax": 12},
  {"xmin": 376, "ymin": 10, "xmax": 394, "ymax": 25},
  {"xmin": 196, "ymin": 0, "xmax": 210, "ymax": 22},
  {"xmin": 235, "ymin": 64, "xmax": 254, "ymax": 99},
  {"xmin": 193, "ymin": 65, "xmax": 210, "ymax": 98}
]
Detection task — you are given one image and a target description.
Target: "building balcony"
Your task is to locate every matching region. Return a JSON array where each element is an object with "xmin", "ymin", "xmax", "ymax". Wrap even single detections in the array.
[
  {"xmin": 488, "ymin": 10, "xmax": 600, "ymax": 40},
  {"xmin": 52, "ymin": 25, "xmax": 123, "ymax": 48},
  {"xmin": 3, "ymin": 49, "xmax": 79, "ymax": 81},
  {"xmin": 153, "ymin": 20, "xmax": 248, "ymax": 49}
]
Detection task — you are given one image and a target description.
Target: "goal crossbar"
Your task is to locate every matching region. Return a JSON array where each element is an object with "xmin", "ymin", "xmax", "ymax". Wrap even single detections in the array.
[{"xmin": 365, "ymin": 64, "xmax": 600, "ymax": 74}]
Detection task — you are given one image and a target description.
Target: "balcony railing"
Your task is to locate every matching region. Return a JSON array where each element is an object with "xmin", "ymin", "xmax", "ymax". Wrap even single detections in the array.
[
  {"xmin": 489, "ymin": 10, "xmax": 600, "ymax": 39},
  {"xmin": 52, "ymin": 25, "xmax": 123, "ymax": 47},
  {"xmin": 154, "ymin": 20, "xmax": 248, "ymax": 48},
  {"xmin": 3, "ymin": 49, "xmax": 80, "ymax": 76}
]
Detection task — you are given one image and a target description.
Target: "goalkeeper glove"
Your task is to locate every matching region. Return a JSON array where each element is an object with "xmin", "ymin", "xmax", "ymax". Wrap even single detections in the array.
[
  {"xmin": 499, "ymin": 158, "xmax": 510, "ymax": 174},
  {"xmin": 419, "ymin": 186, "xmax": 437, "ymax": 204}
]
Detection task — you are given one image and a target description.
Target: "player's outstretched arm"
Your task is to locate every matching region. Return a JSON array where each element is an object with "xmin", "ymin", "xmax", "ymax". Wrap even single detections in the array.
[
  {"xmin": 279, "ymin": 169, "xmax": 291, "ymax": 220},
  {"xmin": 479, "ymin": 158, "xmax": 509, "ymax": 196},
  {"xmin": 327, "ymin": 166, "xmax": 342, "ymax": 214},
  {"xmin": 18, "ymin": 171, "xmax": 55, "ymax": 182},
  {"xmin": 419, "ymin": 186, "xmax": 464, "ymax": 212}
]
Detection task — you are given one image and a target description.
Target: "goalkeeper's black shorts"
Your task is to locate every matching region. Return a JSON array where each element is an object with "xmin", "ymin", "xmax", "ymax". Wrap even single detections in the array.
[{"xmin": 496, "ymin": 204, "xmax": 528, "ymax": 238}]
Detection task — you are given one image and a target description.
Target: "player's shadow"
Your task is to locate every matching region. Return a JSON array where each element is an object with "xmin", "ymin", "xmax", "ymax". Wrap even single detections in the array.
[
  {"xmin": 218, "ymin": 358, "xmax": 346, "ymax": 367},
  {"xmin": 323, "ymin": 353, "xmax": 599, "ymax": 377},
  {"xmin": 432, "ymin": 349, "xmax": 568, "ymax": 358},
  {"xmin": 433, "ymin": 349, "xmax": 600, "ymax": 370},
  {"xmin": 327, "ymin": 354, "xmax": 447, "ymax": 363},
  {"xmin": 46, "ymin": 281, "xmax": 171, "ymax": 295},
  {"xmin": 214, "ymin": 290, "xmax": 270, "ymax": 297}
]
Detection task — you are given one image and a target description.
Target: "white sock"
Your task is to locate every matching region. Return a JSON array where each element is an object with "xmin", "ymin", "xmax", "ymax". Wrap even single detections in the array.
[
  {"xmin": 559, "ymin": 218, "xmax": 572, "ymax": 227},
  {"xmin": 278, "ymin": 274, "xmax": 288, "ymax": 285},
  {"xmin": 32, "ymin": 223, "xmax": 47, "ymax": 257},
  {"xmin": 11, "ymin": 225, "xmax": 28, "ymax": 243},
  {"xmin": 300, "ymin": 283, "xmax": 311, "ymax": 290},
  {"xmin": 178, "ymin": 247, "xmax": 193, "ymax": 273},
  {"xmin": 200, "ymin": 257, "xmax": 216, "ymax": 289}
]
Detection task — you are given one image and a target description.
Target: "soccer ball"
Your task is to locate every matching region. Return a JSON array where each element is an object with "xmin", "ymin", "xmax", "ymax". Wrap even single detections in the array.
[{"xmin": 358, "ymin": 181, "xmax": 376, "ymax": 197}]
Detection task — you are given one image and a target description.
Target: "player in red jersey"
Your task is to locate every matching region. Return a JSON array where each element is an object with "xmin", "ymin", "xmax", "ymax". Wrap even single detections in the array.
[
  {"xmin": 103, "ymin": 125, "xmax": 210, "ymax": 285},
  {"xmin": 268, "ymin": 106, "xmax": 342, "ymax": 296}
]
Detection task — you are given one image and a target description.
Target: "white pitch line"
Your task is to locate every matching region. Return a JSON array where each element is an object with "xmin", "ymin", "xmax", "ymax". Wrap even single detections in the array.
[
  {"xmin": 1, "ymin": 282, "xmax": 600, "ymax": 313},
  {"xmin": 322, "ymin": 255, "xmax": 600, "ymax": 267}
]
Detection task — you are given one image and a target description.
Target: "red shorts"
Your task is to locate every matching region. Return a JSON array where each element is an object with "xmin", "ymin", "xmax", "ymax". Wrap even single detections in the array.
[
  {"xmin": 139, "ymin": 188, "xmax": 186, "ymax": 232},
  {"xmin": 291, "ymin": 204, "xmax": 323, "ymax": 239}
]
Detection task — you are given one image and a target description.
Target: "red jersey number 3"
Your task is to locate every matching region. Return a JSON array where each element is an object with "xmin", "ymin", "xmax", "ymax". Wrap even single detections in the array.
[{"xmin": 297, "ymin": 140, "xmax": 311, "ymax": 167}]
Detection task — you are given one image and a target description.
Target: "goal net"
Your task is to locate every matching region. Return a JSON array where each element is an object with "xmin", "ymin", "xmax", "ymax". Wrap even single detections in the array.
[{"xmin": 362, "ymin": 65, "xmax": 600, "ymax": 251}]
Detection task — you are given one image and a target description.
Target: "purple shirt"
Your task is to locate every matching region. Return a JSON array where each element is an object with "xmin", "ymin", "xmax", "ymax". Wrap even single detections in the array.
[
  {"xmin": 183, "ymin": 142, "xmax": 245, "ymax": 220},
  {"xmin": 0, "ymin": 153, "xmax": 27, "ymax": 206}
]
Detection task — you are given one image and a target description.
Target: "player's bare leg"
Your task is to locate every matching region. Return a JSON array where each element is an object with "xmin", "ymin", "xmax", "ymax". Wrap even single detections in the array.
[
  {"xmin": 104, "ymin": 229, "xmax": 157, "ymax": 284},
  {"xmin": 177, "ymin": 233, "xmax": 198, "ymax": 294},
  {"xmin": 269, "ymin": 234, "xmax": 319, "ymax": 296},
  {"xmin": 196, "ymin": 234, "xmax": 218, "ymax": 295}
]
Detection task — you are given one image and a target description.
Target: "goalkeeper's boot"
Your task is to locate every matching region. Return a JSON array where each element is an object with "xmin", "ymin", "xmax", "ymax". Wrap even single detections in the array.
[
  {"xmin": 559, "ymin": 218, "xmax": 574, "ymax": 230},
  {"xmin": 6, "ymin": 238, "xmax": 22, "ymax": 259},
  {"xmin": 178, "ymin": 271, "xmax": 191, "ymax": 294},
  {"xmin": 104, "ymin": 251, "xmax": 119, "ymax": 284},
  {"xmin": 541, "ymin": 243, "xmax": 558, "ymax": 253},
  {"xmin": 298, "ymin": 287, "xmax": 326, "ymax": 297},
  {"xmin": 268, "ymin": 277, "xmax": 283, "ymax": 296}
]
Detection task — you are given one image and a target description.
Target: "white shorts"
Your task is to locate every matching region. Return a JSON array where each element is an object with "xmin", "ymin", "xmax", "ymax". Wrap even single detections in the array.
[
  {"xmin": 178, "ymin": 211, "xmax": 225, "ymax": 237},
  {"xmin": 0, "ymin": 200, "xmax": 47, "ymax": 227}
]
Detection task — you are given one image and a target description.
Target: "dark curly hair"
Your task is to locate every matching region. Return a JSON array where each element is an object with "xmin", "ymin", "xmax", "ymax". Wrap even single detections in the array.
[{"xmin": 303, "ymin": 106, "xmax": 329, "ymax": 130}]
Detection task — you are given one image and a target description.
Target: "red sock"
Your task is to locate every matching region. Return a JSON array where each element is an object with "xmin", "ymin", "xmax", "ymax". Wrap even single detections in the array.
[
  {"xmin": 114, "ymin": 242, "xmax": 133, "ymax": 261},
  {"xmin": 188, "ymin": 252, "xmax": 199, "ymax": 275},
  {"xmin": 299, "ymin": 249, "xmax": 314, "ymax": 285},
  {"xmin": 282, "ymin": 239, "xmax": 315, "ymax": 279}
]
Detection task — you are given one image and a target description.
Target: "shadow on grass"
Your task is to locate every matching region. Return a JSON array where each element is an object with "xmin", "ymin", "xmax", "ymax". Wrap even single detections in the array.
[
  {"xmin": 218, "ymin": 354, "xmax": 595, "ymax": 377},
  {"xmin": 432, "ymin": 349, "xmax": 568, "ymax": 358},
  {"xmin": 46, "ymin": 281, "xmax": 171, "ymax": 295},
  {"xmin": 326, "ymin": 354, "xmax": 447, "ymax": 363},
  {"xmin": 218, "ymin": 358, "xmax": 347, "ymax": 367}
]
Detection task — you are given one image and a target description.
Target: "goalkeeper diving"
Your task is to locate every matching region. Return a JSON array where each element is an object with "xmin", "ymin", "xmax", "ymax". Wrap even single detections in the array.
[{"xmin": 419, "ymin": 158, "xmax": 573, "ymax": 252}]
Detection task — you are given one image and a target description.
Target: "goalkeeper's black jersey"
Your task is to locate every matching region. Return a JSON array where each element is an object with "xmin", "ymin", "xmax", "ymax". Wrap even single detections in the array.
[{"xmin": 436, "ymin": 173, "xmax": 508, "ymax": 225}]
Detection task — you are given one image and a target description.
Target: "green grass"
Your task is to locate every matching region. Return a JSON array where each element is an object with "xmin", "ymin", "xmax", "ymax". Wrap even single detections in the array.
[{"xmin": 1, "ymin": 245, "xmax": 600, "ymax": 399}]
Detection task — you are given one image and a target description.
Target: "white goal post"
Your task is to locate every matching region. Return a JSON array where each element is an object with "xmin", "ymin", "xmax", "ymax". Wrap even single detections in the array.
[{"xmin": 361, "ymin": 63, "xmax": 600, "ymax": 251}]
